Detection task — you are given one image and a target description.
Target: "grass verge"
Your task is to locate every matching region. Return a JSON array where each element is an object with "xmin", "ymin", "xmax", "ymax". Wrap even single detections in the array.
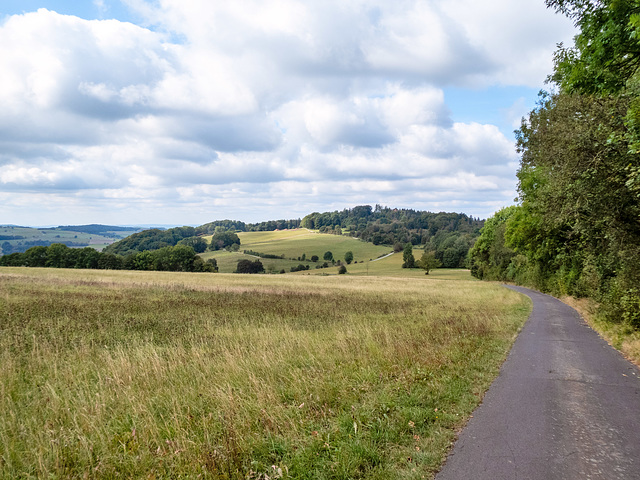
[
  {"xmin": 0, "ymin": 267, "xmax": 530, "ymax": 479},
  {"xmin": 560, "ymin": 296, "xmax": 640, "ymax": 367}
]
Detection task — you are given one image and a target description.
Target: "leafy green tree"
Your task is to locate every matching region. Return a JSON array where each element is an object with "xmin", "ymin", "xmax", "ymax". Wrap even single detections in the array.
[
  {"xmin": 209, "ymin": 231, "xmax": 241, "ymax": 251},
  {"xmin": 0, "ymin": 252, "xmax": 24, "ymax": 266},
  {"xmin": 235, "ymin": 259, "xmax": 264, "ymax": 274},
  {"xmin": 469, "ymin": 206, "xmax": 518, "ymax": 281},
  {"xmin": 193, "ymin": 257, "xmax": 218, "ymax": 272},
  {"xmin": 132, "ymin": 250, "xmax": 155, "ymax": 270},
  {"xmin": 178, "ymin": 236, "xmax": 207, "ymax": 253},
  {"xmin": 548, "ymin": 0, "xmax": 640, "ymax": 95},
  {"xmin": 338, "ymin": 265, "xmax": 347, "ymax": 274},
  {"xmin": 402, "ymin": 243, "xmax": 415, "ymax": 268},
  {"xmin": 323, "ymin": 251, "xmax": 333, "ymax": 261},
  {"xmin": 23, "ymin": 246, "xmax": 48, "ymax": 267},
  {"xmin": 74, "ymin": 247, "xmax": 101, "ymax": 269},
  {"xmin": 46, "ymin": 243, "xmax": 71, "ymax": 268},
  {"xmin": 311, "ymin": 255, "xmax": 319, "ymax": 262},
  {"xmin": 418, "ymin": 250, "xmax": 441, "ymax": 275},
  {"xmin": 344, "ymin": 251, "xmax": 354, "ymax": 264},
  {"xmin": 98, "ymin": 253, "xmax": 123, "ymax": 270}
]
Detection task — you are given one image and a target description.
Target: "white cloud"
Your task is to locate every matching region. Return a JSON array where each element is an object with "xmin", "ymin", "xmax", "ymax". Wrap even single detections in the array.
[{"xmin": 0, "ymin": 2, "xmax": 576, "ymax": 224}]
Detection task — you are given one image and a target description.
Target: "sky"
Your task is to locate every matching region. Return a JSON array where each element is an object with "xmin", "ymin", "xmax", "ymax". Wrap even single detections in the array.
[{"xmin": 0, "ymin": 0, "xmax": 576, "ymax": 226}]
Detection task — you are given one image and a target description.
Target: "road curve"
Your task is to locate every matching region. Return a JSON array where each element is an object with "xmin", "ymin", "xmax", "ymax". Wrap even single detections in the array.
[{"xmin": 435, "ymin": 285, "xmax": 640, "ymax": 480}]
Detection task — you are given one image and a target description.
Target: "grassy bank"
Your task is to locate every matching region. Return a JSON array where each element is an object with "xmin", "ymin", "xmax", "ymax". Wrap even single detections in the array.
[
  {"xmin": 0, "ymin": 268, "xmax": 530, "ymax": 479},
  {"xmin": 561, "ymin": 296, "xmax": 640, "ymax": 367}
]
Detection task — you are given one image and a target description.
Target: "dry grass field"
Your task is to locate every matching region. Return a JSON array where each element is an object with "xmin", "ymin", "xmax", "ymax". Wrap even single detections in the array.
[{"xmin": 0, "ymin": 267, "xmax": 530, "ymax": 479}]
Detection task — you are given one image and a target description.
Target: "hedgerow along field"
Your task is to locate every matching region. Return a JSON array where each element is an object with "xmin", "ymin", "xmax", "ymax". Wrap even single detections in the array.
[{"xmin": 0, "ymin": 267, "xmax": 530, "ymax": 479}]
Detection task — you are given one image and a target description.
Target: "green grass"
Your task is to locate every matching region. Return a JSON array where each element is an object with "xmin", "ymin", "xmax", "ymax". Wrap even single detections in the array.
[
  {"xmin": 202, "ymin": 230, "xmax": 391, "ymax": 273},
  {"xmin": 299, "ymin": 247, "xmax": 473, "ymax": 280},
  {"xmin": 0, "ymin": 267, "xmax": 530, "ymax": 479}
]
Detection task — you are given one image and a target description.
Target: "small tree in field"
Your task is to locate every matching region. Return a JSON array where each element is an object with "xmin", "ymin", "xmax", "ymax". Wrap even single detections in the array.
[
  {"xmin": 402, "ymin": 243, "xmax": 415, "ymax": 268},
  {"xmin": 344, "ymin": 251, "xmax": 354, "ymax": 264},
  {"xmin": 418, "ymin": 250, "xmax": 441, "ymax": 274},
  {"xmin": 338, "ymin": 265, "xmax": 347, "ymax": 274},
  {"xmin": 323, "ymin": 251, "xmax": 333, "ymax": 261}
]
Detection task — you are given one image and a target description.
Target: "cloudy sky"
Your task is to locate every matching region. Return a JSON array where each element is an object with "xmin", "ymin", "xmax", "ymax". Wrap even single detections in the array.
[{"xmin": 0, "ymin": 0, "xmax": 575, "ymax": 226}]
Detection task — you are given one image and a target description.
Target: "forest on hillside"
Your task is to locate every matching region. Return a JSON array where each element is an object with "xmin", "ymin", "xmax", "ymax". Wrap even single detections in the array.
[
  {"xmin": 302, "ymin": 206, "xmax": 483, "ymax": 268},
  {"xmin": 470, "ymin": 0, "xmax": 640, "ymax": 328}
]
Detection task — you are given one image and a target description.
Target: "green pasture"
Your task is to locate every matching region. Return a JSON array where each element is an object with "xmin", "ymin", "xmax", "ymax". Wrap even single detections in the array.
[{"xmin": 202, "ymin": 229, "xmax": 392, "ymax": 273}]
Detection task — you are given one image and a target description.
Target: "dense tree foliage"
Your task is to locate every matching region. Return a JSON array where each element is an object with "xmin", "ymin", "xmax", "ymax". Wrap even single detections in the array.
[
  {"xmin": 0, "ymin": 243, "xmax": 217, "ymax": 273},
  {"xmin": 417, "ymin": 250, "xmax": 441, "ymax": 275},
  {"xmin": 402, "ymin": 243, "xmax": 416, "ymax": 269},
  {"xmin": 302, "ymin": 205, "xmax": 482, "ymax": 268},
  {"xmin": 235, "ymin": 259, "xmax": 265, "ymax": 274},
  {"xmin": 104, "ymin": 226, "xmax": 197, "ymax": 256},
  {"xmin": 1, "ymin": 240, "xmax": 89, "ymax": 254},
  {"xmin": 470, "ymin": 0, "xmax": 640, "ymax": 329},
  {"xmin": 344, "ymin": 251, "xmax": 354, "ymax": 264},
  {"xmin": 208, "ymin": 231, "xmax": 241, "ymax": 251},
  {"xmin": 195, "ymin": 218, "xmax": 301, "ymax": 235},
  {"xmin": 177, "ymin": 236, "xmax": 208, "ymax": 253},
  {"xmin": 548, "ymin": 0, "xmax": 640, "ymax": 95}
]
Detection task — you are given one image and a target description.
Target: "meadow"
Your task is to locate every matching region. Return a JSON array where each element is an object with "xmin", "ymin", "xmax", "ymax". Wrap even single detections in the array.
[
  {"xmin": 0, "ymin": 266, "xmax": 530, "ymax": 479},
  {"xmin": 200, "ymin": 230, "xmax": 391, "ymax": 273}
]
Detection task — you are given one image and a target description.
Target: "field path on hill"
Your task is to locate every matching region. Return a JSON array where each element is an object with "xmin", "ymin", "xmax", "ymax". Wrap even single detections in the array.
[
  {"xmin": 435, "ymin": 285, "xmax": 640, "ymax": 480},
  {"xmin": 371, "ymin": 252, "xmax": 394, "ymax": 262}
]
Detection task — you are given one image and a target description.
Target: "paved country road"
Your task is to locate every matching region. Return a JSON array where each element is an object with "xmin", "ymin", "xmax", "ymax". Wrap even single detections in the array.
[{"xmin": 435, "ymin": 285, "xmax": 640, "ymax": 480}]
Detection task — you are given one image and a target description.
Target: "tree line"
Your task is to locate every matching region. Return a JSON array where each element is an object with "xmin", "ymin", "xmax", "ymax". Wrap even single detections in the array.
[
  {"xmin": 0, "ymin": 243, "xmax": 218, "ymax": 273},
  {"xmin": 470, "ymin": 0, "xmax": 640, "ymax": 329},
  {"xmin": 195, "ymin": 218, "xmax": 301, "ymax": 235}
]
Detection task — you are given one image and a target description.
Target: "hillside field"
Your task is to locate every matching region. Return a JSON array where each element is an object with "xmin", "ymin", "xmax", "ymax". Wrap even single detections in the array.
[
  {"xmin": 201, "ymin": 229, "xmax": 464, "ymax": 279},
  {"xmin": 0, "ymin": 266, "xmax": 530, "ymax": 479},
  {"xmin": 201, "ymin": 230, "xmax": 393, "ymax": 273}
]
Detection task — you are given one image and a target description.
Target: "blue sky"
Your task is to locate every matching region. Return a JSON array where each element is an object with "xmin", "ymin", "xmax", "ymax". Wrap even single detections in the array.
[
  {"xmin": 2, "ymin": 0, "xmax": 135, "ymax": 22},
  {"xmin": 0, "ymin": 0, "xmax": 575, "ymax": 226}
]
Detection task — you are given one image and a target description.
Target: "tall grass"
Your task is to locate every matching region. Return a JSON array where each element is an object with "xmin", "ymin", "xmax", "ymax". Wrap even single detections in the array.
[{"xmin": 0, "ymin": 268, "xmax": 530, "ymax": 479}]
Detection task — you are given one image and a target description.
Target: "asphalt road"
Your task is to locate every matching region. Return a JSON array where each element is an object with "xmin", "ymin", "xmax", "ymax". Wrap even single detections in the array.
[{"xmin": 435, "ymin": 285, "xmax": 640, "ymax": 480}]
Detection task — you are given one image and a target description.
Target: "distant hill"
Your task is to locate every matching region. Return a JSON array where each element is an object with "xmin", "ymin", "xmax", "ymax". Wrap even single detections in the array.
[
  {"xmin": 56, "ymin": 224, "xmax": 140, "ymax": 235},
  {"xmin": 0, "ymin": 225, "xmax": 142, "ymax": 255}
]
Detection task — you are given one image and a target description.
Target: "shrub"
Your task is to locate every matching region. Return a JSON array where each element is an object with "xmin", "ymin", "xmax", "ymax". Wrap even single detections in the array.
[{"xmin": 235, "ymin": 259, "xmax": 264, "ymax": 274}]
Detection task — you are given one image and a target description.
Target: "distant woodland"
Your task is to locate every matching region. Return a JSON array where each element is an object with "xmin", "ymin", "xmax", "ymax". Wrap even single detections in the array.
[{"xmin": 469, "ymin": 0, "xmax": 640, "ymax": 328}]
